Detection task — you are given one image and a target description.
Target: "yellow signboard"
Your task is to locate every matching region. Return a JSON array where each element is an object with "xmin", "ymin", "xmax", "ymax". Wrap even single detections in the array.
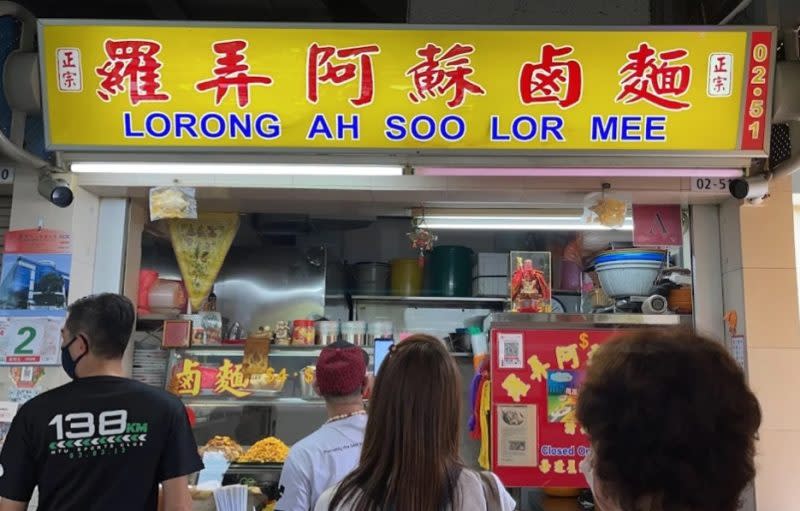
[{"xmin": 39, "ymin": 23, "xmax": 774, "ymax": 154}]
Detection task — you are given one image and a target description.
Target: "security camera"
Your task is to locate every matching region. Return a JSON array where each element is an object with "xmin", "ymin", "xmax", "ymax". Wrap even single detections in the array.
[
  {"xmin": 728, "ymin": 174, "xmax": 770, "ymax": 203},
  {"xmin": 38, "ymin": 174, "xmax": 73, "ymax": 208}
]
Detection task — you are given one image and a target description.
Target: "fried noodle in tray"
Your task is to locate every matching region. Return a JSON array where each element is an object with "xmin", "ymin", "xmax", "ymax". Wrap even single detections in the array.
[{"xmin": 236, "ymin": 436, "xmax": 290, "ymax": 464}]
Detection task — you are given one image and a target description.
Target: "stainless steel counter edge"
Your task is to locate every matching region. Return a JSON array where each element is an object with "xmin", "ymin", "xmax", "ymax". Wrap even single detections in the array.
[{"xmin": 488, "ymin": 313, "xmax": 692, "ymax": 329}]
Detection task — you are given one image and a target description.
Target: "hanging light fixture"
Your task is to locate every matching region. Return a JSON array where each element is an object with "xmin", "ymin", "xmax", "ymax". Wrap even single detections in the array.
[
  {"xmin": 70, "ymin": 162, "xmax": 405, "ymax": 176},
  {"xmin": 414, "ymin": 208, "xmax": 633, "ymax": 231}
]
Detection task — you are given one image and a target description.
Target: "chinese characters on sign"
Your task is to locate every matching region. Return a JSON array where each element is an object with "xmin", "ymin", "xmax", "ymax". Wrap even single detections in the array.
[
  {"xmin": 616, "ymin": 43, "xmax": 692, "ymax": 110},
  {"xmin": 214, "ymin": 359, "xmax": 250, "ymax": 398},
  {"xmin": 195, "ymin": 40, "xmax": 273, "ymax": 107},
  {"xmin": 94, "ymin": 37, "xmax": 699, "ymax": 112},
  {"xmin": 307, "ymin": 43, "xmax": 380, "ymax": 107},
  {"xmin": 406, "ymin": 43, "xmax": 486, "ymax": 108},
  {"xmin": 42, "ymin": 26, "xmax": 773, "ymax": 152},
  {"xmin": 175, "ymin": 359, "xmax": 201, "ymax": 396},
  {"xmin": 707, "ymin": 53, "xmax": 733, "ymax": 97},
  {"xmin": 519, "ymin": 44, "xmax": 582, "ymax": 109},
  {"xmin": 56, "ymin": 48, "xmax": 82, "ymax": 92},
  {"xmin": 96, "ymin": 39, "xmax": 170, "ymax": 104},
  {"xmin": 173, "ymin": 358, "xmax": 253, "ymax": 398}
]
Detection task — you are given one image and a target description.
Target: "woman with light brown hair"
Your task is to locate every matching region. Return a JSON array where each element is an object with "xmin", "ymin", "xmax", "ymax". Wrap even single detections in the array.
[{"xmin": 315, "ymin": 334, "xmax": 517, "ymax": 511}]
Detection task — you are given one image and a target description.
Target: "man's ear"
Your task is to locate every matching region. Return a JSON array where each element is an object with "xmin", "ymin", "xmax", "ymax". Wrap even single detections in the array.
[
  {"xmin": 362, "ymin": 374, "xmax": 374, "ymax": 398},
  {"xmin": 78, "ymin": 334, "xmax": 91, "ymax": 354}
]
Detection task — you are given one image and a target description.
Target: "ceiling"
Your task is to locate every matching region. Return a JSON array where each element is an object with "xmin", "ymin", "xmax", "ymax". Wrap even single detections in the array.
[
  {"xmin": 12, "ymin": 0, "xmax": 777, "ymax": 24},
  {"xmin": 14, "ymin": 0, "xmax": 407, "ymax": 23}
]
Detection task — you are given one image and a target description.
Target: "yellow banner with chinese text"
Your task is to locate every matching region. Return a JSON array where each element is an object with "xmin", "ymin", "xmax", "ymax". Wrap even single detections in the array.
[{"xmin": 39, "ymin": 23, "xmax": 774, "ymax": 154}]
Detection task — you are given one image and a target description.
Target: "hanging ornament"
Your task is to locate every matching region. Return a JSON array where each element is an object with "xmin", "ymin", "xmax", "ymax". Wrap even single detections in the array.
[
  {"xmin": 407, "ymin": 225, "xmax": 437, "ymax": 268},
  {"xmin": 582, "ymin": 183, "xmax": 630, "ymax": 229}
]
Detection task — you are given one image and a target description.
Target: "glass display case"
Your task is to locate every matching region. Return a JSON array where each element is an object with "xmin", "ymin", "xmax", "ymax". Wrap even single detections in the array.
[
  {"xmin": 164, "ymin": 345, "xmax": 352, "ymax": 496},
  {"xmin": 162, "ymin": 344, "xmax": 480, "ymax": 478}
]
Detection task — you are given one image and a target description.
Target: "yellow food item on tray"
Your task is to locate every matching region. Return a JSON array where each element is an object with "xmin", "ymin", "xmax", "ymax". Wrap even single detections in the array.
[
  {"xmin": 238, "ymin": 436, "xmax": 290, "ymax": 463},
  {"xmin": 249, "ymin": 368, "xmax": 288, "ymax": 390},
  {"xmin": 199, "ymin": 435, "xmax": 245, "ymax": 462},
  {"xmin": 302, "ymin": 366, "xmax": 316, "ymax": 385}
]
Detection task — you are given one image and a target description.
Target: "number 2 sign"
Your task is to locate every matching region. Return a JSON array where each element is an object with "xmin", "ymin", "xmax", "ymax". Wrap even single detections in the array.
[{"xmin": 0, "ymin": 317, "xmax": 63, "ymax": 366}]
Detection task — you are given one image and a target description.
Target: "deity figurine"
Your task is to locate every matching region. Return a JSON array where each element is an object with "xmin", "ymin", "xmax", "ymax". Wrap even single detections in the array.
[{"xmin": 510, "ymin": 257, "xmax": 552, "ymax": 313}]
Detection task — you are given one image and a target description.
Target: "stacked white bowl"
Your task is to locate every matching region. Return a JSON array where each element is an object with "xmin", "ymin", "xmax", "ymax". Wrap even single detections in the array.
[{"xmin": 593, "ymin": 249, "xmax": 667, "ymax": 298}]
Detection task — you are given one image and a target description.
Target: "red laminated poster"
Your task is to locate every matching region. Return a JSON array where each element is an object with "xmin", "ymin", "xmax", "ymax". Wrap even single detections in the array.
[
  {"xmin": 162, "ymin": 320, "xmax": 192, "ymax": 348},
  {"xmin": 4, "ymin": 229, "xmax": 71, "ymax": 254},
  {"xmin": 491, "ymin": 328, "xmax": 619, "ymax": 488},
  {"xmin": 632, "ymin": 205, "xmax": 683, "ymax": 247}
]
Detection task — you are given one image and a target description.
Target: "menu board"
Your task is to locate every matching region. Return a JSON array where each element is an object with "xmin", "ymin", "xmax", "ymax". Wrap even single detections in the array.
[{"xmin": 491, "ymin": 328, "xmax": 618, "ymax": 488}]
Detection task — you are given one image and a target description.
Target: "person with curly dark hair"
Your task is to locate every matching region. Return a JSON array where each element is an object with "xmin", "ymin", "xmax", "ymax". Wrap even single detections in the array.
[{"xmin": 576, "ymin": 328, "xmax": 761, "ymax": 511}]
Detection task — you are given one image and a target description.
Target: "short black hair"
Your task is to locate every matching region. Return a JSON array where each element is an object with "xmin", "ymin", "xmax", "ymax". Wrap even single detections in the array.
[{"xmin": 66, "ymin": 293, "xmax": 135, "ymax": 359}]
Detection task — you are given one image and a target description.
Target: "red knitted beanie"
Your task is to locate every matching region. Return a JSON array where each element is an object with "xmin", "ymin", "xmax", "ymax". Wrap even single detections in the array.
[{"xmin": 316, "ymin": 341, "xmax": 368, "ymax": 397}]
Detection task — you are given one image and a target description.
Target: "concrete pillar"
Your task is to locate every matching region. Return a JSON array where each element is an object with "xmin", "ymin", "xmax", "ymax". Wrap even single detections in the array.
[
  {"xmin": 721, "ymin": 173, "xmax": 800, "ymax": 511},
  {"xmin": 3, "ymin": 169, "xmax": 99, "ymax": 394},
  {"xmin": 1, "ymin": 168, "xmax": 102, "ymax": 509}
]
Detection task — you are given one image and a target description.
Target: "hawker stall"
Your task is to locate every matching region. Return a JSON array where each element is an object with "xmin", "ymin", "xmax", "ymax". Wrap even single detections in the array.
[{"xmin": 21, "ymin": 19, "xmax": 774, "ymax": 511}]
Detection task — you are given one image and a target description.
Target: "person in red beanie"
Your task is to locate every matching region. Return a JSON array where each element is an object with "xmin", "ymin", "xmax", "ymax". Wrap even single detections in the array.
[{"xmin": 277, "ymin": 340, "xmax": 368, "ymax": 511}]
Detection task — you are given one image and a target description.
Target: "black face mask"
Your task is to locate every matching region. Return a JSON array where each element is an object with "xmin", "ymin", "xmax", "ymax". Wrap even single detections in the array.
[{"xmin": 61, "ymin": 336, "xmax": 88, "ymax": 380}]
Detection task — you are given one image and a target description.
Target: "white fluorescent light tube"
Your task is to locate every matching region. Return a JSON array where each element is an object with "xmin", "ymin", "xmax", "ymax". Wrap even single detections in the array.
[
  {"xmin": 421, "ymin": 216, "xmax": 633, "ymax": 231},
  {"xmin": 70, "ymin": 162, "xmax": 404, "ymax": 176}
]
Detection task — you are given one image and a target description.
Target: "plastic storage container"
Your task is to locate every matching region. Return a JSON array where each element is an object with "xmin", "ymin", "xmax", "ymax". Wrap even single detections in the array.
[
  {"xmin": 292, "ymin": 320, "xmax": 316, "ymax": 345},
  {"xmin": 472, "ymin": 253, "xmax": 508, "ymax": 297},
  {"xmin": 138, "ymin": 270, "xmax": 159, "ymax": 313},
  {"xmin": 428, "ymin": 246, "xmax": 474, "ymax": 297},
  {"xmin": 368, "ymin": 320, "xmax": 394, "ymax": 345},
  {"xmin": 390, "ymin": 259, "xmax": 423, "ymax": 296},
  {"xmin": 341, "ymin": 321, "xmax": 367, "ymax": 346},
  {"xmin": 148, "ymin": 279, "xmax": 187, "ymax": 310},
  {"xmin": 316, "ymin": 321, "xmax": 340, "ymax": 345}
]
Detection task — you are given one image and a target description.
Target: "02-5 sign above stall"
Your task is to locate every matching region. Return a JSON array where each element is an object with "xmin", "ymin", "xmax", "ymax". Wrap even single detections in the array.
[{"xmin": 38, "ymin": 22, "xmax": 775, "ymax": 156}]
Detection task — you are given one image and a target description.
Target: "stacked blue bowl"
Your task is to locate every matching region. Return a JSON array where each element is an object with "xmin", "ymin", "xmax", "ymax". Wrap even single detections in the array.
[{"xmin": 593, "ymin": 249, "xmax": 667, "ymax": 298}]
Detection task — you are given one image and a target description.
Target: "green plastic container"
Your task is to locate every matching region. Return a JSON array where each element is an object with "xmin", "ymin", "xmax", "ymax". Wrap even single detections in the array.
[{"xmin": 428, "ymin": 246, "xmax": 474, "ymax": 297}]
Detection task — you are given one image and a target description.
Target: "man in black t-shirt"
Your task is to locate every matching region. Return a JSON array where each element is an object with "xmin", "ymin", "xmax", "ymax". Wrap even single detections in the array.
[{"xmin": 0, "ymin": 293, "xmax": 203, "ymax": 511}]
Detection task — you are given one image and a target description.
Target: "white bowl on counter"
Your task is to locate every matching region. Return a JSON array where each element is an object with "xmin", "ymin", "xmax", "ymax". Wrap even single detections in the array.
[{"xmin": 595, "ymin": 261, "xmax": 663, "ymax": 298}]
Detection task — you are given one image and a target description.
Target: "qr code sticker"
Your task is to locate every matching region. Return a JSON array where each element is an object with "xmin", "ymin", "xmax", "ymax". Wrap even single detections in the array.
[{"xmin": 499, "ymin": 334, "xmax": 524, "ymax": 368}]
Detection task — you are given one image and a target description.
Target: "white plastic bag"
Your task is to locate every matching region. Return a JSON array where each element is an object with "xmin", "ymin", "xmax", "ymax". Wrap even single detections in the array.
[
  {"xmin": 149, "ymin": 186, "xmax": 197, "ymax": 221},
  {"xmin": 582, "ymin": 191, "xmax": 630, "ymax": 229}
]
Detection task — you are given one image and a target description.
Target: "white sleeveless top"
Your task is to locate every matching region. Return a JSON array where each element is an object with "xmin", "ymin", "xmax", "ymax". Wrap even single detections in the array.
[{"xmin": 313, "ymin": 470, "xmax": 517, "ymax": 511}]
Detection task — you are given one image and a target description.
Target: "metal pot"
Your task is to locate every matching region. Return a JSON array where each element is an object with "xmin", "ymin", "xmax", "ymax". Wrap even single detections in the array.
[
  {"xmin": 300, "ymin": 366, "xmax": 320, "ymax": 400},
  {"xmin": 351, "ymin": 262, "xmax": 390, "ymax": 296}
]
